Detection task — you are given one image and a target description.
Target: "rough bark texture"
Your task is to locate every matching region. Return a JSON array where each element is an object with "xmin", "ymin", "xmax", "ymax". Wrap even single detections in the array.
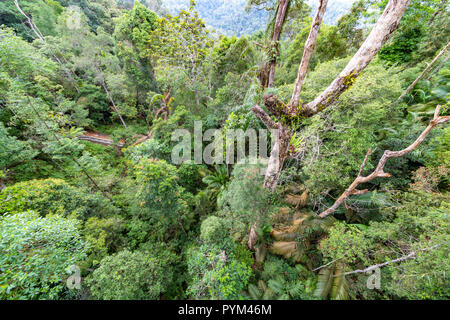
[
  {"xmin": 319, "ymin": 105, "xmax": 450, "ymax": 218},
  {"xmin": 267, "ymin": 0, "xmax": 290, "ymax": 88},
  {"xmin": 303, "ymin": 0, "xmax": 411, "ymax": 117},
  {"xmin": 263, "ymin": 123, "xmax": 292, "ymax": 192},
  {"xmin": 251, "ymin": 105, "xmax": 277, "ymax": 129},
  {"xmin": 252, "ymin": 0, "xmax": 411, "ymax": 193},
  {"xmin": 398, "ymin": 42, "xmax": 450, "ymax": 101},
  {"xmin": 289, "ymin": 0, "xmax": 328, "ymax": 108},
  {"xmin": 252, "ymin": 98, "xmax": 293, "ymax": 192}
]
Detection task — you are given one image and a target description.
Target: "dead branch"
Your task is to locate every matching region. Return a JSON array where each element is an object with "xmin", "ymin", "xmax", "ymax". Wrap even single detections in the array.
[
  {"xmin": 99, "ymin": 75, "xmax": 127, "ymax": 129},
  {"xmin": 14, "ymin": 0, "xmax": 80, "ymax": 93},
  {"xmin": 427, "ymin": 52, "xmax": 450, "ymax": 81},
  {"xmin": 289, "ymin": 0, "xmax": 328, "ymax": 108},
  {"xmin": 429, "ymin": 0, "xmax": 448, "ymax": 24},
  {"xmin": 251, "ymin": 105, "xmax": 277, "ymax": 129},
  {"xmin": 319, "ymin": 105, "xmax": 450, "ymax": 218},
  {"xmin": 334, "ymin": 243, "xmax": 445, "ymax": 277},
  {"xmin": 131, "ymin": 132, "xmax": 153, "ymax": 147},
  {"xmin": 312, "ymin": 258, "xmax": 340, "ymax": 272},
  {"xmin": 398, "ymin": 42, "xmax": 450, "ymax": 101}
]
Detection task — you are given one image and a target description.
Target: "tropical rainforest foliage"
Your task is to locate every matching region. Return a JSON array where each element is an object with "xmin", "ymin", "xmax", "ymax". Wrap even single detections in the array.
[{"xmin": 0, "ymin": 0, "xmax": 448, "ymax": 301}]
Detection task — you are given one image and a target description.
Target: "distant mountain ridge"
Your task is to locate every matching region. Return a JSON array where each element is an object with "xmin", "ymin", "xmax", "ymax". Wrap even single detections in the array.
[{"xmin": 162, "ymin": 0, "xmax": 354, "ymax": 36}]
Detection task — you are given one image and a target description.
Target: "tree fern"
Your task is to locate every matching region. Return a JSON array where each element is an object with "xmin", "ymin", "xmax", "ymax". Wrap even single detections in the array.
[{"xmin": 314, "ymin": 265, "xmax": 349, "ymax": 300}]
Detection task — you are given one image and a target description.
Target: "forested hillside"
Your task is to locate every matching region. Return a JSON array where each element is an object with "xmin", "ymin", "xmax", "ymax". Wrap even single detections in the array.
[
  {"xmin": 0, "ymin": 0, "xmax": 449, "ymax": 302},
  {"xmin": 162, "ymin": 0, "xmax": 354, "ymax": 35}
]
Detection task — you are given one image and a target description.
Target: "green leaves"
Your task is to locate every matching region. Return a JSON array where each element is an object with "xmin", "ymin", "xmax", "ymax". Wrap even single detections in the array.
[
  {"xmin": 0, "ymin": 211, "xmax": 88, "ymax": 300},
  {"xmin": 87, "ymin": 249, "xmax": 170, "ymax": 300}
]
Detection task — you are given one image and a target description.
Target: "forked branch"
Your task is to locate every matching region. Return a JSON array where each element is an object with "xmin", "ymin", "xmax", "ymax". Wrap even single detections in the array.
[
  {"xmin": 14, "ymin": 0, "xmax": 44, "ymax": 41},
  {"xmin": 319, "ymin": 105, "xmax": 450, "ymax": 218}
]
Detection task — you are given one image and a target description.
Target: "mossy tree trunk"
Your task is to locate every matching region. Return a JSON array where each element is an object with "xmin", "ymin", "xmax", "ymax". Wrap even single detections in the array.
[{"xmin": 253, "ymin": 0, "xmax": 412, "ymax": 192}]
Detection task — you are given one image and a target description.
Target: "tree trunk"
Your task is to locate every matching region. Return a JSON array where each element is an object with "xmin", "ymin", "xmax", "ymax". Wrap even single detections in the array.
[
  {"xmin": 252, "ymin": 0, "xmax": 411, "ymax": 193},
  {"xmin": 263, "ymin": 123, "xmax": 292, "ymax": 192},
  {"xmin": 267, "ymin": 0, "xmax": 290, "ymax": 88},
  {"xmin": 289, "ymin": 0, "xmax": 328, "ymax": 108},
  {"xmin": 303, "ymin": 0, "xmax": 411, "ymax": 117}
]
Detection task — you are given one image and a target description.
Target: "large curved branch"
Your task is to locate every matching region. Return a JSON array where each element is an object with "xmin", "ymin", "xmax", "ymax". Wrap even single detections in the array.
[
  {"xmin": 289, "ymin": 0, "xmax": 328, "ymax": 108},
  {"xmin": 252, "ymin": 105, "xmax": 278, "ymax": 129},
  {"xmin": 303, "ymin": 0, "xmax": 411, "ymax": 117},
  {"xmin": 267, "ymin": 0, "xmax": 290, "ymax": 88},
  {"xmin": 319, "ymin": 105, "xmax": 450, "ymax": 218}
]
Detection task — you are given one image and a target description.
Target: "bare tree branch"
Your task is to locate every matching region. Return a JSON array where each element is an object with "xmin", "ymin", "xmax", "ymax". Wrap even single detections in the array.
[
  {"xmin": 319, "ymin": 105, "xmax": 450, "ymax": 218},
  {"xmin": 398, "ymin": 42, "xmax": 450, "ymax": 101},
  {"xmin": 14, "ymin": 0, "xmax": 80, "ymax": 93},
  {"xmin": 99, "ymin": 74, "xmax": 128, "ymax": 129},
  {"xmin": 251, "ymin": 105, "xmax": 278, "ymax": 129},
  {"xmin": 14, "ymin": 0, "xmax": 44, "ymax": 41},
  {"xmin": 429, "ymin": 0, "xmax": 448, "ymax": 24},
  {"xmin": 312, "ymin": 258, "xmax": 340, "ymax": 272},
  {"xmin": 335, "ymin": 243, "xmax": 445, "ymax": 277},
  {"xmin": 289, "ymin": 0, "xmax": 328, "ymax": 108},
  {"xmin": 268, "ymin": 0, "xmax": 290, "ymax": 87},
  {"xmin": 303, "ymin": 0, "xmax": 411, "ymax": 117},
  {"xmin": 252, "ymin": 0, "xmax": 411, "ymax": 193}
]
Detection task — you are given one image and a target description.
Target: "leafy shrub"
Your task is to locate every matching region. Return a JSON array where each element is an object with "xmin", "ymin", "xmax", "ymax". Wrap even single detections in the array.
[
  {"xmin": 0, "ymin": 211, "xmax": 88, "ymax": 299},
  {"xmin": 186, "ymin": 241, "xmax": 253, "ymax": 300},
  {"xmin": 0, "ymin": 178, "xmax": 117, "ymax": 219},
  {"xmin": 83, "ymin": 216, "xmax": 126, "ymax": 268},
  {"xmin": 200, "ymin": 216, "xmax": 229, "ymax": 244},
  {"xmin": 219, "ymin": 161, "xmax": 273, "ymax": 228},
  {"xmin": 177, "ymin": 161, "xmax": 207, "ymax": 194},
  {"xmin": 87, "ymin": 250, "xmax": 169, "ymax": 300},
  {"xmin": 129, "ymin": 159, "xmax": 193, "ymax": 244}
]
